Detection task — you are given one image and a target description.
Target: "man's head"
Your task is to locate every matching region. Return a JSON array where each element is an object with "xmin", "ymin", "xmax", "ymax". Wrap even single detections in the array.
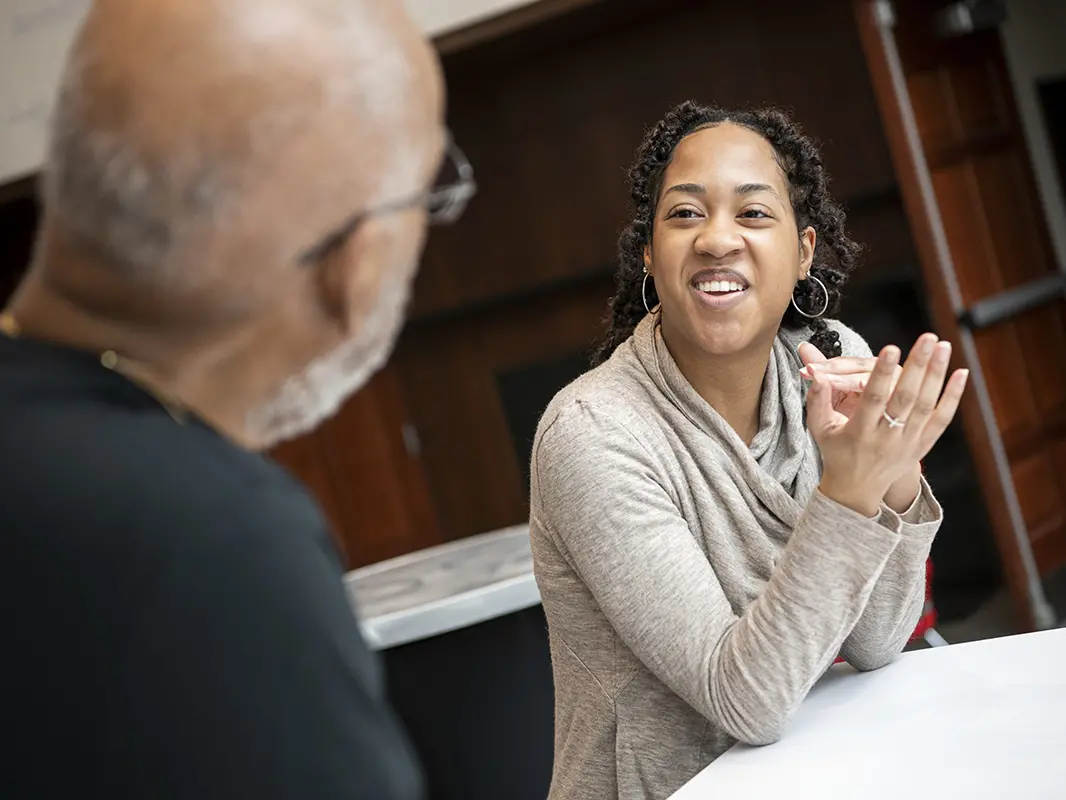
[{"xmin": 25, "ymin": 0, "xmax": 451, "ymax": 448}]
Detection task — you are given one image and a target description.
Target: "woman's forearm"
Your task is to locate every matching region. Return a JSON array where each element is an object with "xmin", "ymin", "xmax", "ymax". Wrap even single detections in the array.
[
  {"xmin": 702, "ymin": 491, "xmax": 904, "ymax": 744},
  {"xmin": 838, "ymin": 478, "xmax": 942, "ymax": 670}
]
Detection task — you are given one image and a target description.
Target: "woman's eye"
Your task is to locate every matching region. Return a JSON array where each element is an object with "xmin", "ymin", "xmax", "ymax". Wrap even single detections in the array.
[
  {"xmin": 739, "ymin": 208, "xmax": 771, "ymax": 219},
  {"xmin": 667, "ymin": 208, "xmax": 701, "ymax": 220}
]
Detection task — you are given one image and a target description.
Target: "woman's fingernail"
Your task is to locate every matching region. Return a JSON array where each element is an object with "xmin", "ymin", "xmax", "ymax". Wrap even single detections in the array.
[{"xmin": 922, "ymin": 337, "xmax": 936, "ymax": 356}]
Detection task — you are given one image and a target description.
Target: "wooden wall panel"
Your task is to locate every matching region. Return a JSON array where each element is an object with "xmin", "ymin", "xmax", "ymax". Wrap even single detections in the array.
[
  {"xmin": 272, "ymin": 365, "xmax": 445, "ymax": 569},
  {"xmin": 855, "ymin": 0, "xmax": 1066, "ymax": 629},
  {"xmin": 400, "ymin": 0, "xmax": 930, "ymax": 542},
  {"xmin": 2, "ymin": 0, "xmax": 1009, "ymax": 585},
  {"xmin": 412, "ymin": 0, "xmax": 909, "ymax": 323},
  {"xmin": 396, "ymin": 275, "xmax": 611, "ymax": 540},
  {"xmin": 270, "ymin": 432, "xmax": 352, "ymax": 564}
]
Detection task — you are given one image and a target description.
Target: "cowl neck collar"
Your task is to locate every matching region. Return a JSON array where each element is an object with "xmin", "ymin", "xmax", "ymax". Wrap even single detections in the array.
[{"xmin": 630, "ymin": 311, "xmax": 821, "ymax": 525}]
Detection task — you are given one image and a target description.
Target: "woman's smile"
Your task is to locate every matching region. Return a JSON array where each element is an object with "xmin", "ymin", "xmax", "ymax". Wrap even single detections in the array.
[{"xmin": 690, "ymin": 267, "xmax": 751, "ymax": 310}]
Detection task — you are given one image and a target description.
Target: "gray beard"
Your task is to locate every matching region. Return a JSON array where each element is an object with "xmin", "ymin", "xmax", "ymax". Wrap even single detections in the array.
[{"xmin": 244, "ymin": 268, "xmax": 411, "ymax": 449}]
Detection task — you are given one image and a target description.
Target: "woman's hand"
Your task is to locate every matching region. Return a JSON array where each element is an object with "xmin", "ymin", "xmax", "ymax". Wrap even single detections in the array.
[
  {"xmin": 805, "ymin": 334, "xmax": 968, "ymax": 517},
  {"xmin": 799, "ymin": 336, "xmax": 928, "ymax": 512},
  {"xmin": 797, "ymin": 341, "xmax": 906, "ymax": 417}
]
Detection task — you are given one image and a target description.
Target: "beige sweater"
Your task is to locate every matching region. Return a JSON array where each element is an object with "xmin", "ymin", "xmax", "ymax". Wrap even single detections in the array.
[{"xmin": 529, "ymin": 313, "xmax": 942, "ymax": 800}]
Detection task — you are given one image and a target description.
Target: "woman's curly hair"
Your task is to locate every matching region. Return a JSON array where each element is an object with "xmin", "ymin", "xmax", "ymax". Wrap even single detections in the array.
[{"xmin": 591, "ymin": 101, "xmax": 863, "ymax": 366}]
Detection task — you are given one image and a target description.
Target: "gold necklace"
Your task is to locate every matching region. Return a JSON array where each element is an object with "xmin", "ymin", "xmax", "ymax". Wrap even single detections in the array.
[{"xmin": 0, "ymin": 309, "xmax": 188, "ymax": 425}]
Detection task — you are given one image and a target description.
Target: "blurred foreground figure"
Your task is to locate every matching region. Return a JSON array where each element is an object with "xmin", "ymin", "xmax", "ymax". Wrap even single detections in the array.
[{"xmin": 1, "ymin": 0, "xmax": 473, "ymax": 797}]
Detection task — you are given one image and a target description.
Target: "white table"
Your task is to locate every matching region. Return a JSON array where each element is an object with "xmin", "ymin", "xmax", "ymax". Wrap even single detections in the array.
[
  {"xmin": 672, "ymin": 629, "xmax": 1066, "ymax": 799},
  {"xmin": 344, "ymin": 525, "xmax": 539, "ymax": 650},
  {"xmin": 343, "ymin": 526, "xmax": 554, "ymax": 799}
]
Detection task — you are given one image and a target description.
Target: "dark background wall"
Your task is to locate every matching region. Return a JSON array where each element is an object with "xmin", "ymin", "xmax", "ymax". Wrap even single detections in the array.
[{"xmin": 0, "ymin": 0, "xmax": 1002, "ymax": 617}]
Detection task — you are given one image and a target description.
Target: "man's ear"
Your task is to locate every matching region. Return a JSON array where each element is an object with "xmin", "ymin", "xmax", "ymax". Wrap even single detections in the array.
[{"xmin": 315, "ymin": 219, "xmax": 384, "ymax": 335}]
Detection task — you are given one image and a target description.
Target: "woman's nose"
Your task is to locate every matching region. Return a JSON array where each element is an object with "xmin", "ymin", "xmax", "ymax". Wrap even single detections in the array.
[{"xmin": 693, "ymin": 215, "xmax": 743, "ymax": 260}]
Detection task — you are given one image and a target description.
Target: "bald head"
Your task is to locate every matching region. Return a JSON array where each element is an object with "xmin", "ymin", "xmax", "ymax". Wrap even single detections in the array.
[
  {"xmin": 40, "ymin": 0, "xmax": 443, "ymax": 291},
  {"xmin": 15, "ymin": 0, "xmax": 450, "ymax": 450}
]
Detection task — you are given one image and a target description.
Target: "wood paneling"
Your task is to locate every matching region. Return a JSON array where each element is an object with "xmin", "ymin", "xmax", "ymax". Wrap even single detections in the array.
[
  {"xmin": 4, "ymin": 0, "xmax": 1030, "ymax": 594},
  {"xmin": 413, "ymin": 0, "xmax": 911, "ymax": 324},
  {"xmin": 270, "ymin": 432, "xmax": 352, "ymax": 564},
  {"xmin": 400, "ymin": 0, "xmax": 934, "ymax": 541},
  {"xmin": 855, "ymin": 0, "xmax": 1066, "ymax": 629},
  {"xmin": 271, "ymin": 364, "xmax": 444, "ymax": 568},
  {"xmin": 396, "ymin": 274, "xmax": 612, "ymax": 540}
]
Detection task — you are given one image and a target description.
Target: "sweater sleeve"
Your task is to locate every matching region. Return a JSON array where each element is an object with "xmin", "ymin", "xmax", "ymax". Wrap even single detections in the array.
[
  {"xmin": 837, "ymin": 477, "xmax": 943, "ymax": 670},
  {"xmin": 531, "ymin": 401, "xmax": 904, "ymax": 747},
  {"xmin": 823, "ymin": 320, "xmax": 945, "ymax": 669}
]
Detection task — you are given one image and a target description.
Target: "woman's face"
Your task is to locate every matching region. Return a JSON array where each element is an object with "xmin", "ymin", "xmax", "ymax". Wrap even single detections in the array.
[{"xmin": 645, "ymin": 123, "xmax": 815, "ymax": 359}]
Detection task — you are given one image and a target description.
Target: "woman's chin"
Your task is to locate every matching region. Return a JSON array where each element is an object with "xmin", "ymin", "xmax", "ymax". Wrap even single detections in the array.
[
  {"xmin": 662, "ymin": 309, "xmax": 767, "ymax": 360},
  {"xmin": 691, "ymin": 322, "xmax": 756, "ymax": 358}
]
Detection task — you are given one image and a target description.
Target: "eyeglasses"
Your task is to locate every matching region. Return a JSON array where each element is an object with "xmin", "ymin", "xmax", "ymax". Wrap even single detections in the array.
[{"xmin": 298, "ymin": 134, "xmax": 477, "ymax": 265}]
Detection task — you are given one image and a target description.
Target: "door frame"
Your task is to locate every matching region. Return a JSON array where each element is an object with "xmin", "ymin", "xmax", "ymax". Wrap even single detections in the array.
[{"xmin": 853, "ymin": 0, "xmax": 1063, "ymax": 631}]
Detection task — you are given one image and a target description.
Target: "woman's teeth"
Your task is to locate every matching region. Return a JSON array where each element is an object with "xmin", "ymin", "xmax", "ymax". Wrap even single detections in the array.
[{"xmin": 696, "ymin": 280, "xmax": 746, "ymax": 294}]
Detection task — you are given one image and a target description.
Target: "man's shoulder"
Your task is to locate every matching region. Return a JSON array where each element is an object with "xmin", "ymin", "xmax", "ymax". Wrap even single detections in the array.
[
  {"xmin": 2, "ymin": 397, "xmax": 334, "ymax": 578},
  {"xmin": 2, "ymin": 409, "xmax": 420, "ymax": 800}
]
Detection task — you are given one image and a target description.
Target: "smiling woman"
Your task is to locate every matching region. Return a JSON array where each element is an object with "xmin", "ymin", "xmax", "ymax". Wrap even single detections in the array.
[
  {"xmin": 595, "ymin": 102, "xmax": 863, "ymax": 371},
  {"xmin": 529, "ymin": 101, "xmax": 968, "ymax": 800}
]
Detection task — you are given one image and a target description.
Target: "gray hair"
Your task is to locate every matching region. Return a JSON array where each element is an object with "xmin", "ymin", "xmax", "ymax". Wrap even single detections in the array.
[
  {"xmin": 42, "ymin": 94, "xmax": 223, "ymax": 280},
  {"xmin": 41, "ymin": 58, "xmax": 224, "ymax": 279},
  {"xmin": 40, "ymin": 0, "xmax": 419, "ymax": 284}
]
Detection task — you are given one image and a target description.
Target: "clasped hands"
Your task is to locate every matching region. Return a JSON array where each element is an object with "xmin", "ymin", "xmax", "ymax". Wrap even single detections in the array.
[{"xmin": 798, "ymin": 333, "xmax": 969, "ymax": 517}]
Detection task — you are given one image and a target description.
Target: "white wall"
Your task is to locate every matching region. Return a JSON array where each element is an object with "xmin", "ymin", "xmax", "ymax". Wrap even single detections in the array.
[
  {"xmin": 1001, "ymin": 0, "xmax": 1066, "ymax": 271},
  {"xmin": 0, "ymin": 0, "xmax": 537, "ymax": 186},
  {"xmin": 0, "ymin": 0, "xmax": 91, "ymax": 185},
  {"xmin": 405, "ymin": 0, "xmax": 536, "ymax": 37}
]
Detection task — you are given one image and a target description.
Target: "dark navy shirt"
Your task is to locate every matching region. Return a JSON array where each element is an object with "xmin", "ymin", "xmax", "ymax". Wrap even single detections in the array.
[{"xmin": 1, "ymin": 333, "xmax": 423, "ymax": 799}]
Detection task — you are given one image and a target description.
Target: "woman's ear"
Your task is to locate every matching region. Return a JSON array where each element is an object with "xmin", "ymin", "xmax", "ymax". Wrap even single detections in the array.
[
  {"xmin": 643, "ymin": 244, "xmax": 652, "ymax": 274},
  {"xmin": 798, "ymin": 226, "xmax": 817, "ymax": 277}
]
